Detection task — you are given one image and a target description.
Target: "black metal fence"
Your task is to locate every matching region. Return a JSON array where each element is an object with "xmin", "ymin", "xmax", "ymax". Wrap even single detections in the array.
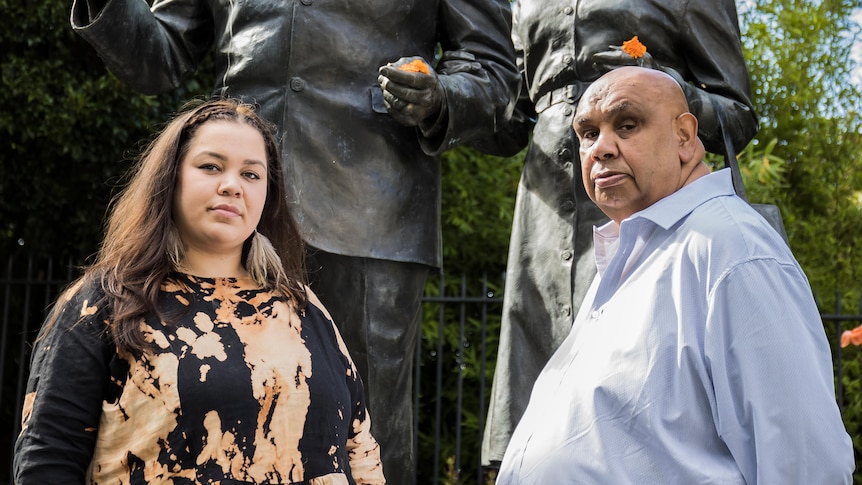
[{"xmin": 2, "ymin": 254, "xmax": 860, "ymax": 485}]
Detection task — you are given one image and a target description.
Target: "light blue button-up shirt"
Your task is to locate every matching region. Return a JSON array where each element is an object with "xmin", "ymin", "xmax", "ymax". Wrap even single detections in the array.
[{"xmin": 497, "ymin": 169, "xmax": 854, "ymax": 484}]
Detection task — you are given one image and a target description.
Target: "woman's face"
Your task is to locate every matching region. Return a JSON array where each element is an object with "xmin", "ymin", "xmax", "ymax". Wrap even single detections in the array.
[{"xmin": 172, "ymin": 120, "xmax": 269, "ymax": 260}]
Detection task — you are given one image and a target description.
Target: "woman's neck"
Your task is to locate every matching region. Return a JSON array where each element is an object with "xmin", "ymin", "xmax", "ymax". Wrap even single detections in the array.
[{"xmin": 178, "ymin": 249, "xmax": 248, "ymax": 279}]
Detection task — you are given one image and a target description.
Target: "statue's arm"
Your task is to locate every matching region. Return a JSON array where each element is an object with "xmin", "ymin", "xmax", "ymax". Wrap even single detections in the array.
[
  {"xmin": 668, "ymin": 0, "xmax": 759, "ymax": 156},
  {"xmin": 449, "ymin": 0, "xmax": 532, "ymax": 158},
  {"xmin": 70, "ymin": 0, "xmax": 214, "ymax": 95},
  {"xmin": 417, "ymin": 0, "xmax": 522, "ymax": 156},
  {"xmin": 465, "ymin": 80, "xmax": 534, "ymax": 158}
]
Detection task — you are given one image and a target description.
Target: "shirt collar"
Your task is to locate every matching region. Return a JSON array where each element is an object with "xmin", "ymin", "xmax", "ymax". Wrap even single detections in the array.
[
  {"xmin": 593, "ymin": 168, "xmax": 735, "ymax": 274},
  {"xmin": 599, "ymin": 168, "xmax": 735, "ymax": 232}
]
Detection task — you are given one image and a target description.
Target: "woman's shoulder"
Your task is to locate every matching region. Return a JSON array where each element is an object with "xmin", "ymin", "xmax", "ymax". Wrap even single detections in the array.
[
  {"xmin": 303, "ymin": 286, "xmax": 335, "ymax": 323},
  {"xmin": 53, "ymin": 275, "xmax": 108, "ymax": 320},
  {"xmin": 299, "ymin": 286, "xmax": 358, "ymax": 361},
  {"xmin": 35, "ymin": 274, "xmax": 111, "ymax": 348}
]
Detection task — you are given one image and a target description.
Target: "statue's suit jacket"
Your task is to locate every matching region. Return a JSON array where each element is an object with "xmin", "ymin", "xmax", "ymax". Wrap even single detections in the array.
[{"xmin": 71, "ymin": 0, "xmax": 519, "ymax": 268}]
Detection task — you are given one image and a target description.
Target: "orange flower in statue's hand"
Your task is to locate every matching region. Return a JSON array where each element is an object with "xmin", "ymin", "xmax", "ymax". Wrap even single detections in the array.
[
  {"xmin": 399, "ymin": 59, "xmax": 431, "ymax": 75},
  {"xmin": 840, "ymin": 325, "xmax": 862, "ymax": 348},
  {"xmin": 622, "ymin": 36, "xmax": 647, "ymax": 59}
]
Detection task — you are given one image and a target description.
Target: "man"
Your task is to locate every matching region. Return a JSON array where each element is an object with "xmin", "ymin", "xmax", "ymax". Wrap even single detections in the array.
[
  {"xmin": 69, "ymin": 1, "xmax": 520, "ymax": 482},
  {"xmin": 496, "ymin": 67, "xmax": 854, "ymax": 483},
  {"xmin": 479, "ymin": 0, "xmax": 759, "ymax": 465}
]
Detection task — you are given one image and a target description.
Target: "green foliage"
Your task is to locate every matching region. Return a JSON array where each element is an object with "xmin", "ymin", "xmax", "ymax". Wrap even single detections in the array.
[
  {"xmin": 438, "ymin": 146, "xmax": 524, "ymax": 272},
  {"xmin": 704, "ymin": 137, "xmax": 789, "ymax": 202},
  {"xmin": 739, "ymin": 0, "xmax": 862, "ymax": 308},
  {"xmin": 0, "ymin": 0, "xmax": 211, "ymax": 259},
  {"xmin": 737, "ymin": 138, "xmax": 788, "ymax": 198}
]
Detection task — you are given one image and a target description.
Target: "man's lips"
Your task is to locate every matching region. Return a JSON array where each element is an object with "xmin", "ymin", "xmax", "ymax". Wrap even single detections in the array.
[
  {"xmin": 211, "ymin": 204, "xmax": 241, "ymax": 217},
  {"xmin": 593, "ymin": 171, "xmax": 629, "ymax": 189}
]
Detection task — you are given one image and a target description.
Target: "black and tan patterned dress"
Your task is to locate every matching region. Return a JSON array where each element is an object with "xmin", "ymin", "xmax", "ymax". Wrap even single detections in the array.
[{"xmin": 14, "ymin": 273, "xmax": 385, "ymax": 485}]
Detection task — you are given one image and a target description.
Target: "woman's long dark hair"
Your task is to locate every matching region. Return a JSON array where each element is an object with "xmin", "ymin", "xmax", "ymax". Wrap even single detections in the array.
[{"xmin": 46, "ymin": 99, "xmax": 306, "ymax": 355}]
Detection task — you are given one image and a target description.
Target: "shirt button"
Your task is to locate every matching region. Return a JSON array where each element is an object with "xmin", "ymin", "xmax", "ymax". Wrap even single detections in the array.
[
  {"xmin": 561, "ymin": 200, "xmax": 574, "ymax": 211},
  {"xmin": 562, "ymin": 305, "xmax": 572, "ymax": 316},
  {"xmin": 562, "ymin": 250, "xmax": 573, "ymax": 261},
  {"xmin": 591, "ymin": 310, "xmax": 600, "ymax": 319},
  {"xmin": 563, "ymin": 107, "xmax": 573, "ymax": 116},
  {"xmin": 290, "ymin": 77, "xmax": 306, "ymax": 92},
  {"xmin": 563, "ymin": 55, "xmax": 573, "ymax": 65},
  {"xmin": 564, "ymin": 6, "xmax": 574, "ymax": 14}
]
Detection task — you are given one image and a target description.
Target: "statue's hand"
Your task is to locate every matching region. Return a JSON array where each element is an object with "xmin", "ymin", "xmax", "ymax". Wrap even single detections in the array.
[
  {"xmin": 592, "ymin": 46, "xmax": 658, "ymax": 73},
  {"xmin": 378, "ymin": 56, "xmax": 444, "ymax": 127}
]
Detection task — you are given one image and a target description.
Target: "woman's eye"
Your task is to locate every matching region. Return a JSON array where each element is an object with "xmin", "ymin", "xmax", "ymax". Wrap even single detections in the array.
[
  {"xmin": 199, "ymin": 163, "xmax": 220, "ymax": 172},
  {"xmin": 244, "ymin": 171, "xmax": 261, "ymax": 180}
]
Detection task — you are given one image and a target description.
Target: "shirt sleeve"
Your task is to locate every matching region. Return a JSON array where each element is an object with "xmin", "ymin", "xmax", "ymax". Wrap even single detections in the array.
[
  {"xmin": 13, "ymin": 283, "xmax": 115, "ymax": 485},
  {"xmin": 70, "ymin": 0, "xmax": 214, "ymax": 95},
  {"xmin": 705, "ymin": 258, "xmax": 854, "ymax": 484}
]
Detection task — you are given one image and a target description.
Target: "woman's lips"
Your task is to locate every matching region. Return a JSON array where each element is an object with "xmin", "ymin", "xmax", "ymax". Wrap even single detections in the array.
[{"xmin": 211, "ymin": 204, "xmax": 240, "ymax": 217}]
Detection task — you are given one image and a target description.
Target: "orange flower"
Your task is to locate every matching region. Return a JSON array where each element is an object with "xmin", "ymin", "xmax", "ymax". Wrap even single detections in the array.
[
  {"xmin": 399, "ymin": 59, "xmax": 431, "ymax": 75},
  {"xmin": 622, "ymin": 36, "xmax": 647, "ymax": 59},
  {"xmin": 840, "ymin": 325, "xmax": 862, "ymax": 348}
]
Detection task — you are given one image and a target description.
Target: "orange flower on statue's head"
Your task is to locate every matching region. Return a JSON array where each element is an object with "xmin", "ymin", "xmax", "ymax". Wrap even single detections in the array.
[{"xmin": 622, "ymin": 36, "xmax": 647, "ymax": 59}]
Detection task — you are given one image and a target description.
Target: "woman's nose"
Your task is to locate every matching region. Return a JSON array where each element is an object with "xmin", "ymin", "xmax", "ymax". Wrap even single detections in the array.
[{"xmin": 218, "ymin": 175, "xmax": 242, "ymax": 196}]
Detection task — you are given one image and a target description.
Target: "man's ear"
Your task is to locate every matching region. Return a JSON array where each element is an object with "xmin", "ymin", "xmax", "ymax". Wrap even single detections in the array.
[{"xmin": 675, "ymin": 112, "xmax": 700, "ymax": 164}]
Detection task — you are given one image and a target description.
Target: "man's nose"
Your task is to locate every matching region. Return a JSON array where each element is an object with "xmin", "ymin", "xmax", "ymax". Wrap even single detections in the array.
[{"xmin": 589, "ymin": 132, "xmax": 618, "ymax": 160}]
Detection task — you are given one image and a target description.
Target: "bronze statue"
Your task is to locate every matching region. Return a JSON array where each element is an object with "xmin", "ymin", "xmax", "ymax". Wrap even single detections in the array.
[
  {"xmin": 70, "ymin": 0, "xmax": 520, "ymax": 482},
  {"xmin": 477, "ymin": 0, "xmax": 759, "ymax": 467}
]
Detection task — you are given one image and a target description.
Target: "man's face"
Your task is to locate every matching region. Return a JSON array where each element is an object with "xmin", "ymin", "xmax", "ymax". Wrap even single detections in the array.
[{"xmin": 573, "ymin": 75, "xmax": 687, "ymax": 223}]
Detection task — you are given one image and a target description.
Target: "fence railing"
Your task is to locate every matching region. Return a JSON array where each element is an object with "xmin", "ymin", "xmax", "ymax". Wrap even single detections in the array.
[{"xmin": 1, "ymin": 254, "xmax": 860, "ymax": 485}]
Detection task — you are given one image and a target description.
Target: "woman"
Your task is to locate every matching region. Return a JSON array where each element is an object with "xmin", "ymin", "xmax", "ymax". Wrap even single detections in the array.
[{"xmin": 14, "ymin": 99, "xmax": 385, "ymax": 484}]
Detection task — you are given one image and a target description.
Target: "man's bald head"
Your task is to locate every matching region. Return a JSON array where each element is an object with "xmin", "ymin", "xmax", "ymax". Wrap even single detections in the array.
[{"xmin": 576, "ymin": 66, "xmax": 689, "ymax": 123}]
